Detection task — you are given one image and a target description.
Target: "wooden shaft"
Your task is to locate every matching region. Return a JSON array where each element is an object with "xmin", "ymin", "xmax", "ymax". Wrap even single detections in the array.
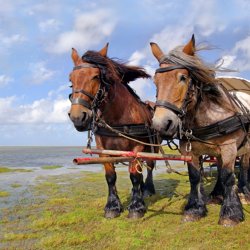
[
  {"xmin": 73, "ymin": 156, "xmax": 134, "ymax": 165},
  {"xmin": 82, "ymin": 148, "xmax": 192, "ymax": 162}
]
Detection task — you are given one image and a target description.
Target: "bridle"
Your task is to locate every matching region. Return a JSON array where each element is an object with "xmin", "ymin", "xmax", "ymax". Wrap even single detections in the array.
[
  {"xmin": 154, "ymin": 64, "xmax": 195, "ymax": 119},
  {"xmin": 69, "ymin": 63, "xmax": 109, "ymax": 111}
]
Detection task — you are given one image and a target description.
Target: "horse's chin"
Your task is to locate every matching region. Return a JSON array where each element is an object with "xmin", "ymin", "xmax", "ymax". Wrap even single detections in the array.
[
  {"xmin": 158, "ymin": 129, "xmax": 178, "ymax": 140},
  {"xmin": 74, "ymin": 125, "xmax": 89, "ymax": 132}
]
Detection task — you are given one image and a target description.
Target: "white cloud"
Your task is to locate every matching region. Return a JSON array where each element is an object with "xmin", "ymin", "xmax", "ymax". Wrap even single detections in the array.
[
  {"xmin": 39, "ymin": 19, "xmax": 60, "ymax": 32},
  {"xmin": 219, "ymin": 35, "xmax": 250, "ymax": 72},
  {"xmin": 128, "ymin": 51, "xmax": 146, "ymax": 66},
  {"xmin": 47, "ymin": 9, "xmax": 116, "ymax": 54},
  {"xmin": 0, "ymin": 95, "xmax": 70, "ymax": 125},
  {"xmin": 29, "ymin": 61, "xmax": 55, "ymax": 84},
  {"xmin": 218, "ymin": 55, "xmax": 236, "ymax": 68},
  {"xmin": 129, "ymin": 78, "xmax": 155, "ymax": 101},
  {"xmin": 190, "ymin": 0, "xmax": 226, "ymax": 37},
  {"xmin": 233, "ymin": 36, "xmax": 250, "ymax": 58},
  {"xmin": 0, "ymin": 75, "xmax": 13, "ymax": 87},
  {"xmin": 0, "ymin": 33, "xmax": 26, "ymax": 48}
]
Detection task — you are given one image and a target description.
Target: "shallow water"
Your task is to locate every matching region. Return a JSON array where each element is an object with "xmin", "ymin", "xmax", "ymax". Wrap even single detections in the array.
[{"xmin": 0, "ymin": 146, "xmax": 87, "ymax": 168}]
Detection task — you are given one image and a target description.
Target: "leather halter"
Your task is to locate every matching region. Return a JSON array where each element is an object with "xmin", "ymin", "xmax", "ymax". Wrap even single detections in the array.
[
  {"xmin": 155, "ymin": 65, "xmax": 187, "ymax": 74},
  {"xmin": 69, "ymin": 63, "xmax": 101, "ymax": 110},
  {"xmin": 154, "ymin": 64, "xmax": 191, "ymax": 117}
]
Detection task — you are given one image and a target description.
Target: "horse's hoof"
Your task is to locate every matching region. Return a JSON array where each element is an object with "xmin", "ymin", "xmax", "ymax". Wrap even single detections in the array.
[
  {"xmin": 238, "ymin": 193, "xmax": 250, "ymax": 205},
  {"xmin": 127, "ymin": 211, "xmax": 145, "ymax": 219},
  {"xmin": 218, "ymin": 218, "xmax": 240, "ymax": 227},
  {"xmin": 104, "ymin": 210, "xmax": 121, "ymax": 219},
  {"xmin": 182, "ymin": 214, "xmax": 201, "ymax": 223},
  {"xmin": 207, "ymin": 196, "xmax": 223, "ymax": 205}
]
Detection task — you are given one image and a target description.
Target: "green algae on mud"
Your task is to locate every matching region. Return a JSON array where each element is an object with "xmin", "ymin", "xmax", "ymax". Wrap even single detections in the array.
[
  {"xmin": 0, "ymin": 191, "xmax": 10, "ymax": 197},
  {"xmin": 0, "ymin": 167, "xmax": 33, "ymax": 174},
  {"xmin": 41, "ymin": 165, "xmax": 63, "ymax": 170},
  {"xmin": 1, "ymin": 170, "xmax": 250, "ymax": 250}
]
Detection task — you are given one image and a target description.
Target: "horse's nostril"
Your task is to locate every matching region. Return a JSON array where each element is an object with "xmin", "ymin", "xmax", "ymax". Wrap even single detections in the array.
[
  {"xmin": 165, "ymin": 120, "xmax": 172, "ymax": 131},
  {"xmin": 81, "ymin": 112, "xmax": 87, "ymax": 122}
]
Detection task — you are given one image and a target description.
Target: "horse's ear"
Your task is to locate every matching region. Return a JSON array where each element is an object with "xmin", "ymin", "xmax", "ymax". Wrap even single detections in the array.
[
  {"xmin": 183, "ymin": 34, "xmax": 195, "ymax": 56},
  {"xmin": 99, "ymin": 43, "xmax": 109, "ymax": 57},
  {"xmin": 71, "ymin": 48, "xmax": 81, "ymax": 66},
  {"xmin": 150, "ymin": 42, "xmax": 164, "ymax": 62}
]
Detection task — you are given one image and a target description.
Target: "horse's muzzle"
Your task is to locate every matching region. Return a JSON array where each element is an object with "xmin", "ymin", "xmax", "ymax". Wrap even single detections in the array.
[
  {"xmin": 152, "ymin": 117, "xmax": 178, "ymax": 138},
  {"xmin": 68, "ymin": 112, "xmax": 92, "ymax": 132}
]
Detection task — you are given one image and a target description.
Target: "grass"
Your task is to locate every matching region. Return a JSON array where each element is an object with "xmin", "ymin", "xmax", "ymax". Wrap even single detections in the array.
[
  {"xmin": 0, "ymin": 191, "xmax": 10, "ymax": 197},
  {"xmin": 0, "ymin": 167, "xmax": 33, "ymax": 173},
  {"xmin": 10, "ymin": 183, "xmax": 22, "ymax": 188},
  {"xmin": 1, "ymin": 169, "xmax": 250, "ymax": 249},
  {"xmin": 41, "ymin": 165, "xmax": 63, "ymax": 170}
]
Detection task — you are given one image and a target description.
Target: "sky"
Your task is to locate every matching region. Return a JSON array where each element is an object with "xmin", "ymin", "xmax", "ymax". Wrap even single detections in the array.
[{"xmin": 0, "ymin": 0, "xmax": 250, "ymax": 146}]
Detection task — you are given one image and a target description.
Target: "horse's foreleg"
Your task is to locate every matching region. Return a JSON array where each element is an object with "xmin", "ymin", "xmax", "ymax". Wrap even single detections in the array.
[
  {"xmin": 104, "ymin": 163, "xmax": 123, "ymax": 218},
  {"xmin": 238, "ymin": 153, "xmax": 250, "ymax": 202},
  {"xmin": 183, "ymin": 158, "xmax": 207, "ymax": 222},
  {"xmin": 209, "ymin": 164, "xmax": 223, "ymax": 204},
  {"xmin": 141, "ymin": 160, "xmax": 156, "ymax": 197},
  {"xmin": 128, "ymin": 162, "xmax": 146, "ymax": 219},
  {"xmin": 218, "ymin": 154, "xmax": 244, "ymax": 226}
]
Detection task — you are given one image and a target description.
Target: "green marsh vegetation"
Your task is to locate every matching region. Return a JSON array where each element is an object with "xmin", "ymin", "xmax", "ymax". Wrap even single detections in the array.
[
  {"xmin": 0, "ymin": 167, "xmax": 33, "ymax": 174},
  {"xmin": 1, "ymin": 167, "xmax": 250, "ymax": 249}
]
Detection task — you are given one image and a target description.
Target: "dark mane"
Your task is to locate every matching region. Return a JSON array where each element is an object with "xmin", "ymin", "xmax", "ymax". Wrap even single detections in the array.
[
  {"xmin": 82, "ymin": 50, "xmax": 150, "ymax": 101},
  {"xmin": 82, "ymin": 51, "xmax": 150, "ymax": 84}
]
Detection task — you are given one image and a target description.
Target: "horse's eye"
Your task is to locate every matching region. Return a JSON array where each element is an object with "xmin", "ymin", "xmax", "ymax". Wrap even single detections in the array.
[
  {"xmin": 179, "ymin": 75, "xmax": 187, "ymax": 82},
  {"xmin": 69, "ymin": 85, "xmax": 72, "ymax": 88},
  {"xmin": 92, "ymin": 75, "xmax": 100, "ymax": 81}
]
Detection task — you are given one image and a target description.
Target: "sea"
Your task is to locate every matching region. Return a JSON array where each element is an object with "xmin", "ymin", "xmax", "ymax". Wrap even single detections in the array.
[{"xmin": 0, "ymin": 146, "xmax": 87, "ymax": 168}]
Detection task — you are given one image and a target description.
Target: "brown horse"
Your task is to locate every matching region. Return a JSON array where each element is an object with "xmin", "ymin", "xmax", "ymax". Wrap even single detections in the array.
[
  {"xmin": 68, "ymin": 44, "xmax": 157, "ymax": 219},
  {"xmin": 150, "ymin": 35, "xmax": 250, "ymax": 226}
]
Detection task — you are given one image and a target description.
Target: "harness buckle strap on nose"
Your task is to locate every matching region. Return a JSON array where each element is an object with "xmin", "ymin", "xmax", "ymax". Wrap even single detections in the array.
[
  {"xmin": 70, "ymin": 97, "xmax": 92, "ymax": 110},
  {"xmin": 155, "ymin": 100, "xmax": 185, "ymax": 116},
  {"xmin": 71, "ymin": 89, "xmax": 95, "ymax": 100}
]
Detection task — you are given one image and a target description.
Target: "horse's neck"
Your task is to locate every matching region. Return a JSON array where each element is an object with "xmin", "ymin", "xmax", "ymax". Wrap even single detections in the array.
[
  {"xmin": 100, "ymin": 83, "xmax": 151, "ymax": 125},
  {"xmin": 188, "ymin": 86, "xmax": 236, "ymax": 128}
]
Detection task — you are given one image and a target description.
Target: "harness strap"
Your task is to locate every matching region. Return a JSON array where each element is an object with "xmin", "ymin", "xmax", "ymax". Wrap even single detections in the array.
[
  {"xmin": 155, "ymin": 100, "xmax": 184, "ymax": 116},
  {"xmin": 95, "ymin": 124, "xmax": 153, "ymax": 137},
  {"xmin": 73, "ymin": 63, "xmax": 98, "ymax": 71},
  {"xmin": 155, "ymin": 65, "xmax": 186, "ymax": 73},
  {"xmin": 70, "ymin": 97, "xmax": 92, "ymax": 109},
  {"xmin": 190, "ymin": 114, "xmax": 250, "ymax": 141}
]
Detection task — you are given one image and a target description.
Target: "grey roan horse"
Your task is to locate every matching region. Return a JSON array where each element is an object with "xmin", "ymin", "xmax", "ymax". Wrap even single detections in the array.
[{"xmin": 150, "ymin": 35, "xmax": 250, "ymax": 226}]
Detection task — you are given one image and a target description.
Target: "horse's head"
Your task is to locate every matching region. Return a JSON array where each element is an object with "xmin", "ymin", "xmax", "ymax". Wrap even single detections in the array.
[
  {"xmin": 150, "ymin": 35, "xmax": 197, "ymax": 138},
  {"xmin": 68, "ymin": 44, "xmax": 109, "ymax": 131}
]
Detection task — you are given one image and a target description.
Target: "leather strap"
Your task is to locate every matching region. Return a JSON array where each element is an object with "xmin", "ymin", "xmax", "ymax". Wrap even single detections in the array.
[
  {"xmin": 73, "ymin": 63, "xmax": 98, "ymax": 71},
  {"xmin": 155, "ymin": 100, "xmax": 184, "ymax": 116},
  {"xmin": 70, "ymin": 97, "xmax": 92, "ymax": 109},
  {"xmin": 191, "ymin": 114, "xmax": 250, "ymax": 140},
  {"xmin": 95, "ymin": 123, "xmax": 152, "ymax": 137},
  {"xmin": 155, "ymin": 65, "xmax": 186, "ymax": 74}
]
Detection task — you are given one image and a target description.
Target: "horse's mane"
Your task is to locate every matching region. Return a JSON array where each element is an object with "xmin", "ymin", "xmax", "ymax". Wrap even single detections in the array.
[
  {"xmin": 81, "ymin": 51, "xmax": 150, "ymax": 101},
  {"xmin": 164, "ymin": 45, "xmax": 234, "ymax": 104}
]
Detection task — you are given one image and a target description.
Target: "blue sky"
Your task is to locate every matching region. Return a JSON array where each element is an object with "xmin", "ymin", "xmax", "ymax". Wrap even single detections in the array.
[{"xmin": 0, "ymin": 0, "xmax": 250, "ymax": 146}]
